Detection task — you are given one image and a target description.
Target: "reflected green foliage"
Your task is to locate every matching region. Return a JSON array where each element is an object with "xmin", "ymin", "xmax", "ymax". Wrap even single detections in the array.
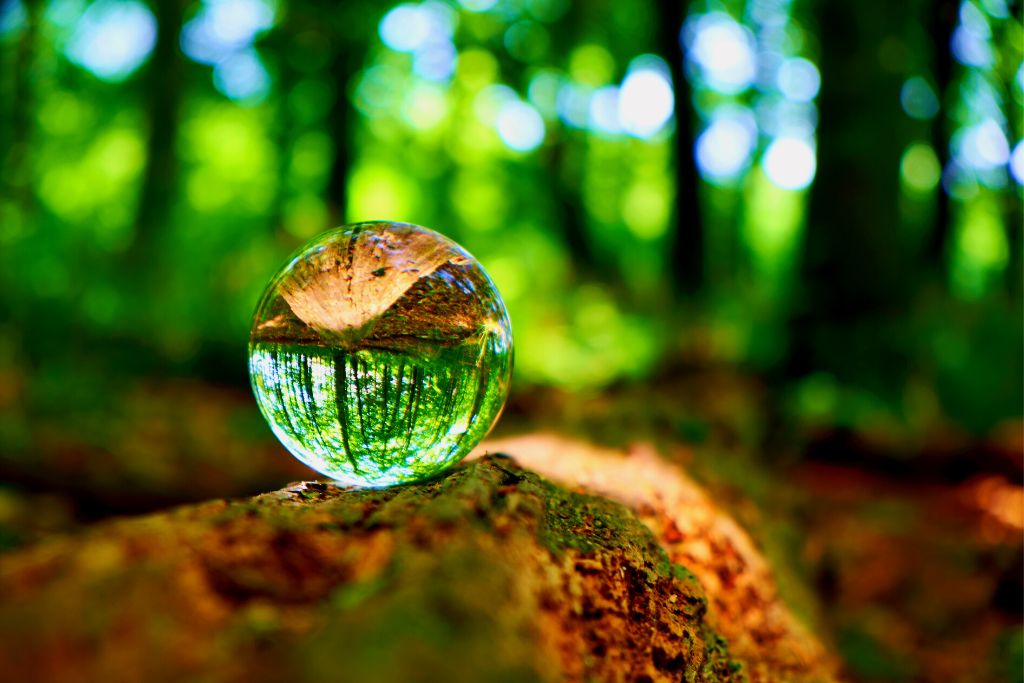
[{"xmin": 251, "ymin": 341, "xmax": 510, "ymax": 486}]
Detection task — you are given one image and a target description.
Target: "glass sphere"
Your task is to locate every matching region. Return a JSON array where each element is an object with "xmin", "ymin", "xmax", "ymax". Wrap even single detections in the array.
[{"xmin": 248, "ymin": 222, "xmax": 513, "ymax": 487}]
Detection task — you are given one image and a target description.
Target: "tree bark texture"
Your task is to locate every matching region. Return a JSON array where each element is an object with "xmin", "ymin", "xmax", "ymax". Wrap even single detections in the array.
[{"xmin": 0, "ymin": 451, "xmax": 838, "ymax": 683}]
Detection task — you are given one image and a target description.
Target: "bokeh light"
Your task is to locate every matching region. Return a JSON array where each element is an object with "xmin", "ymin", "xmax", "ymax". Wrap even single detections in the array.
[
  {"xmin": 527, "ymin": 70, "xmax": 561, "ymax": 117},
  {"xmin": 901, "ymin": 143, "xmax": 942, "ymax": 193},
  {"xmin": 181, "ymin": 0, "xmax": 275, "ymax": 65},
  {"xmin": 901, "ymin": 77, "xmax": 940, "ymax": 120},
  {"xmin": 684, "ymin": 12, "xmax": 757, "ymax": 95},
  {"xmin": 379, "ymin": 2, "xmax": 454, "ymax": 54},
  {"xmin": 618, "ymin": 56, "xmax": 674, "ymax": 138},
  {"xmin": 380, "ymin": 4, "xmax": 433, "ymax": 52},
  {"xmin": 695, "ymin": 106, "xmax": 757, "ymax": 183},
  {"xmin": 952, "ymin": 1, "xmax": 994, "ymax": 67},
  {"xmin": 557, "ymin": 81, "xmax": 592, "ymax": 129},
  {"xmin": 1010, "ymin": 141, "xmax": 1024, "ymax": 185},
  {"xmin": 212, "ymin": 49, "xmax": 270, "ymax": 102},
  {"xmin": 954, "ymin": 119, "xmax": 1011, "ymax": 171},
  {"xmin": 757, "ymin": 98, "xmax": 817, "ymax": 139},
  {"xmin": 589, "ymin": 86, "xmax": 622, "ymax": 135},
  {"xmin": 413, "ymin": 40, "xmax": 457, "ymax": 81},
  {"xmin": 776, "ymin": 57, "xmax": 820, "ymax": 102},
  {"xmin": 496, "ymin": 100, "xmax": 545, "ymax": 152},
  {"xmin": 65, "ymin": 0, "xmax": 156, "ymax": 82},
  {"xmin": 763, "ymin": 137, "xmax": 816, "ymax": 190}
]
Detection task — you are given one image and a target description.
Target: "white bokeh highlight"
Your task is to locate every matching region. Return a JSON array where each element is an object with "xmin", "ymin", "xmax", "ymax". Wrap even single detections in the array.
[
  {"xmin": 496, "ymin": 100, "xmax": 546, "ymax": 152},
  {"xmin": 763, "ymin": 137, "xmax": 817, "ymax": 190},
  {"xmin": 618, "ymin": 57, "xmax": 674, "ymax": 138},
  {"xmin": 685, "ymin": 12, "xmax": 757, "ymax": 95},
  {"xmin": 695, "ymin": 106, "xmax": 758, "ymax": 182},
  {"xmin": 66, "ymin": 0, "xmax": 156, "ymax": 82}
]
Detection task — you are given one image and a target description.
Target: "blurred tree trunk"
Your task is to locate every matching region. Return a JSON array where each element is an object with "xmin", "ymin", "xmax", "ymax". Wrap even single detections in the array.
[
  {"xmin": 658, "ymin": 0, "xmax": 704, "ymax": 295},
  {"xmin": 268, "ymin": 9, "xmax": 299, "ymax": 240},
  {"xmin": 926, "ymin": 0, "xmax": 957, "ymax": 280},
  {"xmin": 994, "ymin": 15, "xmax": 1023, "ymax": 298},
  {"xmin": 787, "ymin": 0, "xmax": 920, "ymax": 392},
  {"xmin": 128, "ymin": 0, "xmax": 187, "ymax": 263},
  {"xmin": 324, "ymin": 46, "xmax": 354, "ymax": 226},
  {"xmin": 1, "ymin": 0, "xmax": 41, "ymax": 211},
  {"xmin": 1004, "ymin": 192, "xmax": 1022, "ymax": 297},
  {"xmin": 551, "ymin": 0, "xmax": 598, "ymax": 276},
  {"xmin": 552, "ymin": 143, "xmax": 598, "ymax": 275},
  {"xmin": 319, "ymin": 2, "xmax": 385, "ymax": 227}
]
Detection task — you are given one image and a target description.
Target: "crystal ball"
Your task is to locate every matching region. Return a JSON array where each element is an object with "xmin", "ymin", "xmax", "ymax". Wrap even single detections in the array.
[{"xmin": 248, "ymin": 222, "xmax": 513, "ymax": 487}]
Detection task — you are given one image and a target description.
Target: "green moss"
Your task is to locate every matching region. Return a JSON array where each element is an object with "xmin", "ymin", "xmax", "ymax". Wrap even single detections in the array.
[{"xmin": 672, "ymin": 564, "xmax": 710, "ymax": 619}]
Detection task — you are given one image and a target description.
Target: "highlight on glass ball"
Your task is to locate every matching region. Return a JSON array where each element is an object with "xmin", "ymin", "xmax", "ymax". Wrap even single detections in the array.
[{"xmin": 248, "ymin": 221, "xmax": 513, "ymax": 488}]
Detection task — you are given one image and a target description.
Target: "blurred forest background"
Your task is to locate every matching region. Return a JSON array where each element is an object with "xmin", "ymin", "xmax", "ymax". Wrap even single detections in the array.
[{"xmin": 0, "ymin": 0, "xmax": 1022, "ymax": 680}]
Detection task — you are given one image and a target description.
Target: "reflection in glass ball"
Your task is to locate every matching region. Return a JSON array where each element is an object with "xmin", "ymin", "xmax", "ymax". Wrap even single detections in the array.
[{"xmin": 249, "ymin": 222, "xmax": 513, "ymax": 487}]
